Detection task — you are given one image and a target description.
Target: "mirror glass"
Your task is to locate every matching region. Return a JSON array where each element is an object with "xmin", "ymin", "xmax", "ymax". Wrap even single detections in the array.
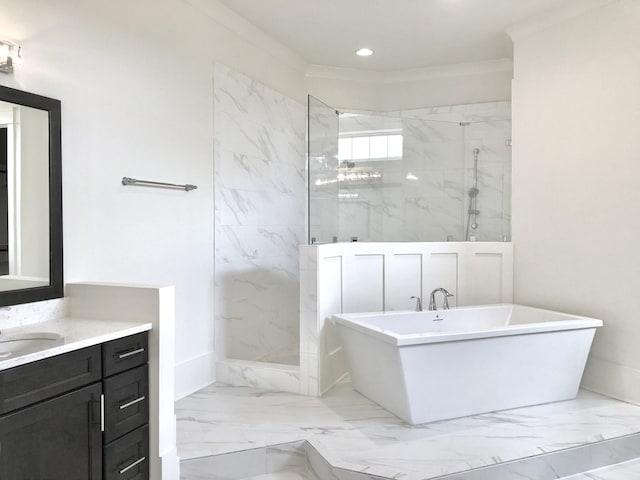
[{"xmin": 0, "ymin": 86, "xmax": 62, "ymax": 306}]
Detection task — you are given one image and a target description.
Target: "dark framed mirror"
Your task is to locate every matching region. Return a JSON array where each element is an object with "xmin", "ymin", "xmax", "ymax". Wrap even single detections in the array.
[{"xmin": 0, "ymin": 85, "xmax": 62, "ymax": 306}]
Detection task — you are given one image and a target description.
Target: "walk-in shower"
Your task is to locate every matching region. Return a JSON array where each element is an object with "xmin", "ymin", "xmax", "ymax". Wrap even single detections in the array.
[{"xmin": 308, "ymin": 97, "xmax": 512, "ymax": 243}]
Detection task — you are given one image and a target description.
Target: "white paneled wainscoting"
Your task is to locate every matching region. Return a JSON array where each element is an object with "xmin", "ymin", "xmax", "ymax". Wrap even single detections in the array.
[
  {"xmin": 301, "ymin": 241, "xmax": 514, "ymax": 395},
  {"xmin": 217, "ymin": 242, "xmax": 513, "ymax": 396}
]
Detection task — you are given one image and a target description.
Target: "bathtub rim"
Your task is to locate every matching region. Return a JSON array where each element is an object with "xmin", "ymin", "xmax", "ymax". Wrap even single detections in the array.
[{"xmin": 332, "ymin": 304, "xmax": 603, "ymax": 347}]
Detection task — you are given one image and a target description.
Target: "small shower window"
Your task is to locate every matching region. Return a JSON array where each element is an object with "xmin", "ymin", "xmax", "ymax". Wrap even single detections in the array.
[
  {"xmin": 369, "ymin": 136, "xmax": 387, "ymax": 159},
  {"xmin": 338, "ymin": 133, "xmax": 404, "ymax": 162},
  {"xmin": 352, "ymin": 137, "xmax": 369, "ymax": 159},
  {"xmin": 388, "ymin": 134, "xmax": 403, "ymax": 157}
]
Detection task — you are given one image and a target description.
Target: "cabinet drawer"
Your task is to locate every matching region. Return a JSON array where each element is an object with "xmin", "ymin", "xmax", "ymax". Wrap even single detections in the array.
[
  {"xmin": 104, "ymin": 364, "xmax": 148, "ymax": 443},
  {"xmin": 104, "ymin": 425, "xmax": 149, "ymax": 480},
  {"xmin": 0, "ymin": 345, "xmax": 102, "ymax": 414},
  {"xmin": 103, "ymin": 332, "xmax": 148, "ymax": 377}
]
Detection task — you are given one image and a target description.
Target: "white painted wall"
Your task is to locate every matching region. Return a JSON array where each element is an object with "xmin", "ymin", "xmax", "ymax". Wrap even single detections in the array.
[
  {"xmin": 0, "ymin": 0, "xmax": 305, "ymax": 398},
  {"xmin": 509, "ymin": 0, "xmax": 640, "ymax": 403}
]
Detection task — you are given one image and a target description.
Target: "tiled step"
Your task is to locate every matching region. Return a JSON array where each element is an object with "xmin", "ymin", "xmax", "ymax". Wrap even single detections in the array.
[
  {"xmin": 180, "ymin": 442, "xmax": 314, "ymax": 480},
  {"xmin": 241, "ymin": 468, "xmax": 318, "ymax": 480},
  {"xmin": 558, "ymin": 457, "xmax": 640, "ymax": 479},
  {"xmin": 431, "ymin": 434, "xmax": 640, "ymax": 480},
  {"xmin": 177, "ymin": 385, "xmax": 640, "ymax": 480},
  {"xmin": 181, "ymin": 435, "xmax": 640, "ymax": 480}
]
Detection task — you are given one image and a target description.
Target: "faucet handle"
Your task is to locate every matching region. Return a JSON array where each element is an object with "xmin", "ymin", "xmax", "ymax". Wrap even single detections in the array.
[
  {"xmin": 441, "ymin": 289, "xmax": 454, "ymax": 309},
  {"xmin": 409, "ymin": 296, "xmax": 422, "ymax": 312}
]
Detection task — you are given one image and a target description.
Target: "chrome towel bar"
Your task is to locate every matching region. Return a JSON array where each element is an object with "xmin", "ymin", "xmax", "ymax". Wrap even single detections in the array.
[{"xmin": 122, "ymin": 176, "xmax": 197, "ymax": 192}]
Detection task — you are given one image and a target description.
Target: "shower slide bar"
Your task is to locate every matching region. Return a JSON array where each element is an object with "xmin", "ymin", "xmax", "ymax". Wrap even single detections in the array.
[{"xmin": 121, "ymin": 176, "xmax": 198, "ymax": 192}]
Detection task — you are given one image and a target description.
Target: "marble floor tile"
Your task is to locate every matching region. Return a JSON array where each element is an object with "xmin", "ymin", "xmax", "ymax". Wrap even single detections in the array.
[{"xmin": 176, "ymin": 383, "xmax": 640, "ymax": 480}]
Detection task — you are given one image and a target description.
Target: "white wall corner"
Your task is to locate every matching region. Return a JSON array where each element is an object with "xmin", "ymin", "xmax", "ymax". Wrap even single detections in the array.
[
  {"xmin": 175, "ymin": 350, "xmax": 217, "ymax": 400},
  {"xmin": 505, "ymin": 0, "xmax": 617, "ymax": 42},
  {"xmin": 582, "ymin": 355, "xmax": 640, "ymax": 405},
  {"xmin": 183, "ymin": 0, "xmax": 306, "ymax": 72}
]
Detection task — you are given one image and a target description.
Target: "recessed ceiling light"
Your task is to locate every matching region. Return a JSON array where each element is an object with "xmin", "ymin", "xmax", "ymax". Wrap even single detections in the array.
[{"xmin": 355, "ymin": 48, "xmax": 374, "ymax": 57}]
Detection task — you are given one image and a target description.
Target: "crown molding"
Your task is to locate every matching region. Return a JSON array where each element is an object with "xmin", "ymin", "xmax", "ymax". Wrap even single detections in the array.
[
  {"xmin": 506, "ymin": 0, "xmax": 617, "ymax": 42},
  {"xmin": 305, "ymin": 58, "xmax": 513, "ymax": 84},
  {"xmin": 184, "ymin": 0, "xmax": 306, "ymax": 71}
]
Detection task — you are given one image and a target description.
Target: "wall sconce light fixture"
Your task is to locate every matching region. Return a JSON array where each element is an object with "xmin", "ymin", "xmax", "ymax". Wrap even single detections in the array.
[{"xmin": 0, "ymin": 40, "xmax": 22, "ymax": 74}]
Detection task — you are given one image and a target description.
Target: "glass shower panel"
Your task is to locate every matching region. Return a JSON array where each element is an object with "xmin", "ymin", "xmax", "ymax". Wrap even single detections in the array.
[
  {"xmin": 306, "ymin": 101, "xmax": 512, "ymax": 243},
  {"xmin": 337, "ymin": 112, "xmax": 399, "ymax": 242},
  {"xmin": 383, "ymin": 117, "xmax": 465, "ymax": 242},
  {"xmin": 308, "ymin": 95, "xmax": 339, "ymax": 244},
  {"xmin": 336, "ymin": 113, "xmax": 467, "ymax": 242}
]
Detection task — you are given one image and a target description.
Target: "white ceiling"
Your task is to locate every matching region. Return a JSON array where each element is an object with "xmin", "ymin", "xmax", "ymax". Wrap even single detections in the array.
[{"xmin": 218, "ymin": 0, "xmax": 570, "ymax": 71}]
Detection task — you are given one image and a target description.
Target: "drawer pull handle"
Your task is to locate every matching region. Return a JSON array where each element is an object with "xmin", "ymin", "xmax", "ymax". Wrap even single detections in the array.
[
  {"xmin": 119, "ymin": 396, "xmax": 146, "ymax": 410},
  {"xmin": 118, "ymin": 348, "xmax": 145, "ymax": 359},
  {"xmin": 119, "ymin": 456, "xmax": 146, "ymax": 475}
]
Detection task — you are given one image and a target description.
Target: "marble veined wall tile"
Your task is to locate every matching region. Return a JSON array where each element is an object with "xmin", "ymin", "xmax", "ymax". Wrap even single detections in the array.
[
  {"xmin": 215, "ymin": 64, "xmax": 306, "ymax": 139},
  {"xmin": 214, "ymin": 63, "xmax": 305, "ymax": 365}
]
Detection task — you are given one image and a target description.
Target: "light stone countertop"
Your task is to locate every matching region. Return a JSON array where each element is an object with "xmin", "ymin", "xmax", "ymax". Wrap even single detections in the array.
[{"xmin": 0, "ymin": 317, "xmax": 152, "ymax": 371}]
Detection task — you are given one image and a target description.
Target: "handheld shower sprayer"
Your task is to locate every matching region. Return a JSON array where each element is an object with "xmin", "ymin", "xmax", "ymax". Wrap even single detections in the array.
[
  {"xmin": 472, "ymin": 148, "xmax": 480, "ymax": 187},
  {"xmin": 466, "ymin": 148, "xmax": 481, "ymax": 239}
]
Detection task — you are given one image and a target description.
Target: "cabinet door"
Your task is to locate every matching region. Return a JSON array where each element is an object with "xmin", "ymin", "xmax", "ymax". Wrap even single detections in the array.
[{"xmin": 0, "ymin": 382, "xmax": 102, "ymax": 480}]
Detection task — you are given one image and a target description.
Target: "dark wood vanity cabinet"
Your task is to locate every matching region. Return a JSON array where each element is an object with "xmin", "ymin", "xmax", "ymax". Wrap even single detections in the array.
[{"xmin": 0, "ymin": 332, "xmax": 149, "ymax": 480}]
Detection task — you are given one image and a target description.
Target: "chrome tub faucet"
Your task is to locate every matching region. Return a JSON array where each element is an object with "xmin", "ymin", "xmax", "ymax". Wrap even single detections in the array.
[{"xmin": 428, "ymin": 288, "xmax": 454, "ymax": 311}]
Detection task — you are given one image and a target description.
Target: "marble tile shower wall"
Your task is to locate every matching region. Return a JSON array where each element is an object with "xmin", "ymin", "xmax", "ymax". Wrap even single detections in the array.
[
  {"xmin": 214, "ymin": 64, "xmax": 306, "ymax": 365},
  {"xmin": 337, "ymin": 101, "xmax": 512, "ymax": 242}
]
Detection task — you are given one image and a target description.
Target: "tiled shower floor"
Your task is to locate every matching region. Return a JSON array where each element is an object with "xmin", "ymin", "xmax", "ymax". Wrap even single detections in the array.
[{"xmin": 176, "ymin": 384, "xmax": 640, "ymax": 480}]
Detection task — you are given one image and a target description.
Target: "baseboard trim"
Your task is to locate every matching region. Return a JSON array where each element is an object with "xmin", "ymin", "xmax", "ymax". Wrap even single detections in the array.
[
  {"xmin": 159, "ymin": 445, "xmax": 181, "ymax": 480},
  {"xmin": 581, "ymin": 355, "xmax": 640, "ymax": 405},
  {"xmin": 174, "ymin": 351, "xmax": 216, "ymax": 400},
  {"xmin": 216, "ymin": 359, "xmax": 300, "ymax": 394}
]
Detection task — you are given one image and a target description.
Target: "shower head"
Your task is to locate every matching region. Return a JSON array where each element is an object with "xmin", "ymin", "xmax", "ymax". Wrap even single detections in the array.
[
  {"xmin": 473, "ymin": 148, "xmax": 480, "ymax": 158},
  {"xmin": 468, "ymin": 187, "xmax": 479, "ymax": 197}
]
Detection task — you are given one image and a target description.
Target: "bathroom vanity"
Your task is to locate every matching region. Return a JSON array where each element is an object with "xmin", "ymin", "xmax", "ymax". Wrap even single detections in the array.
[
  {"xmin": 0, "ymin": 85, "xmax": 178, "ymax": 479},
  {"xmin": 0, "ymin": 321, "xmax": 152, "ymax": 479}
]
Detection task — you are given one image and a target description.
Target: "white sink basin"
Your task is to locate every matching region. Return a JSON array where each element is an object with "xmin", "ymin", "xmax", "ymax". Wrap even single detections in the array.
[{"xmin": 0, "ymin": 332, "xmax": 64, "ymax": 359}]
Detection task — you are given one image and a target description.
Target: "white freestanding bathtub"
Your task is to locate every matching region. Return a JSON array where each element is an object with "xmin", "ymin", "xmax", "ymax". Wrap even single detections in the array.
[{"xmin": 333, "ymin": 304, "xmax": 602, "ymax": 424}]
